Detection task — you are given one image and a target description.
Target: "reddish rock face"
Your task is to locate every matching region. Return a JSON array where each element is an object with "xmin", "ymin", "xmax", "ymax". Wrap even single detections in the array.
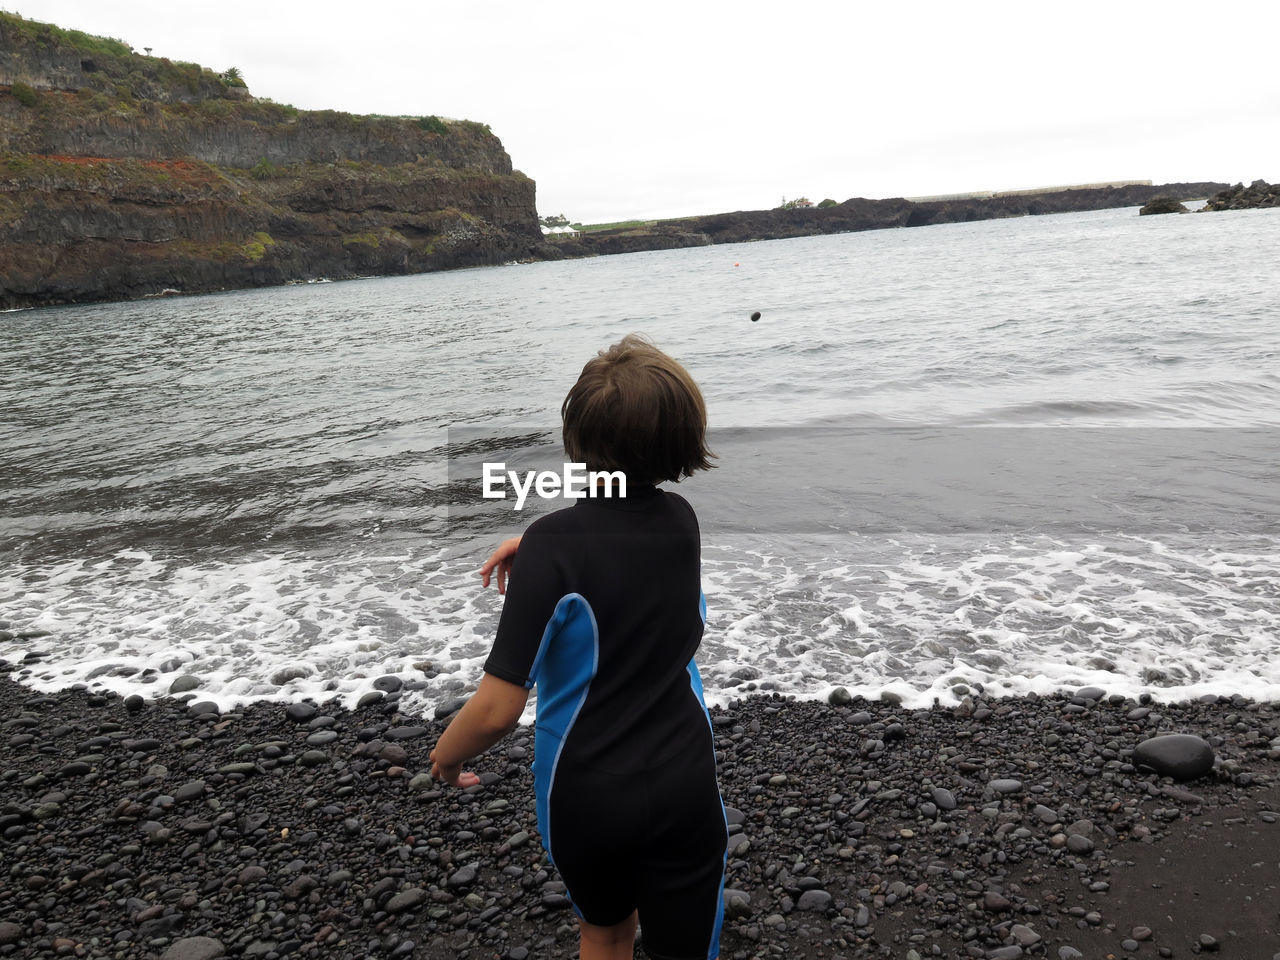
[{"xmin": 0, "ymin": 13, "xmax": 544, "ymax": 309}]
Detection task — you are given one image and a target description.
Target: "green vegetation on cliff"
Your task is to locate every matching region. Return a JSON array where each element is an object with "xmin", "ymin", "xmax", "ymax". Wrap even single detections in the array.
[
  {"xmin": 2, "ymin": 12, "xmax": 133, "ymax": 59},
  {"xmin": 0, "ymin": 10, "xmax": 240, "ymax": 102},
  {"xmin": 0, "ymin": 10, "xmax": 547, "ymax": 309}
]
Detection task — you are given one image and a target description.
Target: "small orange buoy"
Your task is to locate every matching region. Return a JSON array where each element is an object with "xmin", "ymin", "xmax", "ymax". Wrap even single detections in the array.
[{"xmin": 734, "ymin": 262, "xmax": 740, "ymax": 267}]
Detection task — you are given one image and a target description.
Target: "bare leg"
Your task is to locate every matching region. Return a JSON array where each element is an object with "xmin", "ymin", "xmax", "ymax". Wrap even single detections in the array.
[{"xmin": 578, "ymin": 910, "xmax": 638, "ymax": 960}]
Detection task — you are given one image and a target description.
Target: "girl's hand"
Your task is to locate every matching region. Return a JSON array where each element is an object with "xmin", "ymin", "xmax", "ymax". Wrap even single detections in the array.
[
  {"xmin": 429, "ymin": 749, "xmax": 480, "ymax": 788},
  {"xmin": 428, "ymin": 675, "xmax": 528, "ymax": 792},
  {"xmin": 480, "ymin": 536, "xmax": 522, "ymax": 594}
]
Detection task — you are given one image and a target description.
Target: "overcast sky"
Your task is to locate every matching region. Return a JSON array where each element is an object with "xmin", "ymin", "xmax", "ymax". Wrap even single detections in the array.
[{"xmin": 10, "ymin": 1, "xmax": 1280, "ymax": 223}]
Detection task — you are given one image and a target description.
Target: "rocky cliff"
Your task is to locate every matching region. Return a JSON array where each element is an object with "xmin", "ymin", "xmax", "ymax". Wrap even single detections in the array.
[
  {"xmin": 550, "ymin": 181, "xmax": 1231, "ymax": 259},
  {"xmin": 0, "ymin": 12, "xmax": 547, "ymax": 309}
]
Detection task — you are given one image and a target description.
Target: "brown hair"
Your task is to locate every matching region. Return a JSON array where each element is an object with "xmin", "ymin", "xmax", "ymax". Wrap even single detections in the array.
[{"xmin": 561, "ymin": 334, "xmax": 714, "ymax": 484}]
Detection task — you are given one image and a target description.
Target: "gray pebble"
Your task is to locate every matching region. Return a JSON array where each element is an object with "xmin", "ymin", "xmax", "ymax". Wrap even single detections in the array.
[
  {"xmin": 795, "ymin": 889, "xmax": 832, "ymax": 912},
  {"xmin": 1010, "ymin": 923, "xmax": 1041, "ymax": 946},
  {"xmin": 168, "ymin": 676, "xmax": 201, "ymax": 694},
  {"xmin": 385, "ymin": 887, "xmax": 427, "ymax": 913},
  {"xmin": 271, "ymin": 667, "xmax": 311, "ymax": 686},
  {"xmin": 1032, "ymin": 804, "xmax": 1058, "ymax": 823},
  {"xmin": 160, "ymin": 937, "xmax": 225, "ymax": 960},
  {"xmin": 931, "ymin": 787, "xmax": 957, "ymax": 810},
  {"xmin": 378, "ymin": 743, "xmax": 409, "ymax": 765},
  {"xmin": 723, "ymin": 888, "xmax": 752, "ymax": 919},
  {"xmin": 173, "ymin": 780, "xmax": 206, "ymax": 803},
  {"xmin": 384, "ymin": 725, "xmax": 430, "ymax": 740},
  {"xmin": 284, "ymin": 703, "xmax": 317, "ymax": 723},
  {"xmin": 1066, "ymin": 835, "xmax": 1094, "ymax": 854},
  {"xmin": 448, "ymin": 863, "xmax": 477, "ymax": 887},
  {"xmin": 982, "ymin": 891, "xmax": 1011, "ymax": 912}
]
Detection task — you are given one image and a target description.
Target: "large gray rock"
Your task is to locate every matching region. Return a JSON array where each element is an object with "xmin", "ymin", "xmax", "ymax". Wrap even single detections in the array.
[{"xmin": 1132, "ymin": 733, "xmax": 1214, "ymax": 780}]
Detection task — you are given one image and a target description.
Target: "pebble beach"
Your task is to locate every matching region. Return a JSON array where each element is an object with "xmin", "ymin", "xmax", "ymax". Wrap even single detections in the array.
[{"xmin": 2, "ymin": 655, "xmax": 1278, "ymax": 960}]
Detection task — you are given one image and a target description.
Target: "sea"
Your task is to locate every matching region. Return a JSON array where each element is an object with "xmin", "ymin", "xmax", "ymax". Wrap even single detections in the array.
[{"xmin": 3, "ymin": 204, "xmax": 1279, "ymax": 715}]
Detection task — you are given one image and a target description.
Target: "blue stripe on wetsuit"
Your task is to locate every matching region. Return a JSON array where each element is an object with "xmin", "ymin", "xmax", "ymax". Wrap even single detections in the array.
[
  {"xmin": 686, "ymin": 650, "xmax": 728, "ymax": 960},
  {"xmin": 525, "ymin": 592, "xmax": 600, "ymax": 866}
]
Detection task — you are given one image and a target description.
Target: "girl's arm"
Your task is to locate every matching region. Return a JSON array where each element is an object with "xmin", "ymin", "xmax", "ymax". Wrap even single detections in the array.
[
  {"xmin": 429, "ymin": 672, "xmax": 530, "ymax": 787},
  {"xmin": 479, "ymin": 536, "xmax": 522, "ymax": 594}
]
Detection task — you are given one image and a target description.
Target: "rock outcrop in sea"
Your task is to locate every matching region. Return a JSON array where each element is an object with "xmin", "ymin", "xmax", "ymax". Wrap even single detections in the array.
[
  {"xmin": 1137, "ymin": 196, "xmax": 1188, "ymax": 215},
  {"xmin": 0, "ymin": 12, "xmax": 549, "ymax": 309},
  {"xmin": 1201, "ymin": 179, "xmax": 1280, "ymax": 211}
]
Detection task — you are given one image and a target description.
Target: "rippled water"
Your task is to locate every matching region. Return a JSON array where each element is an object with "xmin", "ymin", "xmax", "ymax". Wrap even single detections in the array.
[{"xmin": 3, "ymin": 205, "xmax": 1279, "ymax": 709}]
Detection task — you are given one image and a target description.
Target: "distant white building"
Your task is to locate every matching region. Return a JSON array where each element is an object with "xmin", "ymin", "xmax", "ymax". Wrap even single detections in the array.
[{"xmin": 540, "ymin": 225, "xmax": 579, "ymax": 235}]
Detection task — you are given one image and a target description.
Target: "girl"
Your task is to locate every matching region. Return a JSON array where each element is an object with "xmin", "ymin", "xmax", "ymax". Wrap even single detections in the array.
[{"xmin": 429, "ymin": 334, "xmax": 727, "ymax": 960}]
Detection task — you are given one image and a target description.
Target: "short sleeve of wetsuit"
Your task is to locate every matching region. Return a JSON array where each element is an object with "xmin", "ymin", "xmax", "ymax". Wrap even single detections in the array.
[{"xmin": 482, "ymin": 520, "xmax": 573, "ymax": 689}]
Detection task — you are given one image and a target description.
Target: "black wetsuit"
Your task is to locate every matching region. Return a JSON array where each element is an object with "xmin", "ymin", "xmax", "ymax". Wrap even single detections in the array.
[{"xmin": 484, "ymin": 484, "xmax": 727, "ymax": 960}]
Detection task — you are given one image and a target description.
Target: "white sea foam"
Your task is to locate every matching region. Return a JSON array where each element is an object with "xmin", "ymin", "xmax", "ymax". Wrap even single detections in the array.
[
  {"xmin": 695, "ymin": 534, "xmax": 1280, "ymax": 709},
  {"xmin": 3, "ymin": 533, "xmax": 1278, "ymax": 714},
  {"xmin": 1, "ymin": 546, "xmax": 504, "ymax": 713}
]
